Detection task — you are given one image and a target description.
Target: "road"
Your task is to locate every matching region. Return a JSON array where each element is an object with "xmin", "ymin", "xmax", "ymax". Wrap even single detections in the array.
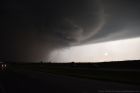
[{"xmin": 0, "ymin": 70, "xmax": 140, "ymax": 93}]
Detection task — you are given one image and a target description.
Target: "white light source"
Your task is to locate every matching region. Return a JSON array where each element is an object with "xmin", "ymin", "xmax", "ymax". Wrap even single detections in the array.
[{"xmin": 104, "ymin": 52, "xmax": 108, "ymax": 56}]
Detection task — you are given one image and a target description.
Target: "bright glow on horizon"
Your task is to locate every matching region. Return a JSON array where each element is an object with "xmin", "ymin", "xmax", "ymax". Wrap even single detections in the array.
[
  {"xmin": 48, "ymin": 37, "xmax": 140, "ymax": 63},
  {"xmin": 104, "ymin": 52, "xmax": 108, "ymax": 56}
]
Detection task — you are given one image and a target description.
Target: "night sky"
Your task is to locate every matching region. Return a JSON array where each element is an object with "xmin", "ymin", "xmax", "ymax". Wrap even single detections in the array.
[{"xmin": 1, "ymin": 0, "xmax": 140, "ymax": 62}]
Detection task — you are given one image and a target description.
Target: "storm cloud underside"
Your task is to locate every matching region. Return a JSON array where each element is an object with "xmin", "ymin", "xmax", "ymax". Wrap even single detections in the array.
[{"xmin": 0, "ymin": 0, "xmax": 140, "ymax": 62}]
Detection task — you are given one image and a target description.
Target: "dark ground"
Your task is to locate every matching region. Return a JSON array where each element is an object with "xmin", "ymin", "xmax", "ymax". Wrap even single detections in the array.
[{"xmin": 0, "ymin": 68, "xmax": 140, "ymax": 93}]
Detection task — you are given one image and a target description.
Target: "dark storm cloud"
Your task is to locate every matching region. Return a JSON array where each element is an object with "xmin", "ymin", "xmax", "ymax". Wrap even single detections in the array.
[
  {"xmin": 85, "ymin": 0, "xmax": 140, "ymax": 44},
  {"xmin": 1, "ymin": 0, "xmax": 140, "ymax": 62},
  {"xmin": 0, "ymin": 0, "xmax": 104, "ymax": 62}
]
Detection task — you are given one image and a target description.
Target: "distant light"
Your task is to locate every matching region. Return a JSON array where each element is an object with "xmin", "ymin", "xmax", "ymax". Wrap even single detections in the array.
[{"xmin": 104, "ymin": 53, "xmax": 108, "ymax": 56}]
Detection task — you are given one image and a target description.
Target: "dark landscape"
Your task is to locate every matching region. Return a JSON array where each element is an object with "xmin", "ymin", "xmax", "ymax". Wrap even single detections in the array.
[{"xmin": 0, "ymin": 60, "xmax": 140, "ymax": 93}]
